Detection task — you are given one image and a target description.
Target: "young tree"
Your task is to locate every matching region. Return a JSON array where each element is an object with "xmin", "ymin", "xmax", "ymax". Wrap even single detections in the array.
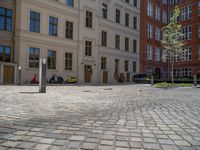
[{"xmin": 161, "ymin": 6, "xmax": 185, "ymax": 85}]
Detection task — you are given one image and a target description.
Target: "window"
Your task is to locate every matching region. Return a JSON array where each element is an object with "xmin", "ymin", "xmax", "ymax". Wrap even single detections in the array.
[
  {"xmin": 65, "ymin": 52, "xmax": 72, "ymax": 70},
  {"xmin": 133, "ymin": 61, "xmax": 137, "ymax": 72},
  {"xmin": 182, "ymin": 26, "xmax": 192, "ymax": 40},
  {"xmin": 49, "ymin": 16, "xmax": 58, "ymax": 36},
  {"xmin": 199, "ymin": 24, "xmax": 200, "ymax": 38},
  {"xmin": 133, "ymin": 16, "xmax": 137, "ymax": 30},
  {"xmin": 182, "ymin": 47, "xmax": 192, "ymax": 61},
  {"xmin": 199, "ymin": 2, "xmax": 200, "ymax": 15},
  {"xmin": 155, "ymin": 6, "xmax": 160, "ymax": 21},
  {"xmin": 155, "ymin": 27, "xmax": 160, "ymax": 41},
  {"xmin": 0, "ymin": 7, "xmax": 12, "ymax": 31},
  {"xmin": 102, "ymin": 31, "xmax": 107, "ymax": 47},
  {"xmin": 85, "ymin": 41, "xmax": 92, "ymax": 56},
  {"xmin": 102, "ymin": 3, "xmax": 108, "ymax": 19},
  {"xmin": 30, "ymin": 11, "xmax": 40, "ymax": 33},
  {"xmin": 115, "ymin": 35, "xmax": 120, "ymax": 49},
  {"xmin": 0, "ymin": 45, "xmax": 11, "ymax": 62},
  {"xmin": 163, "ymin": 10, "xmax": 167, "ymax": 24},
  {"xmin": 174, "ymin": 51, "xmax": 180, "ymax": 62},
  {"xmin": 182, "ymin": 5, "xmax": 191, "ymax": 21},
  {"xmin": 199, "ymin": 46, "xmax": 200, "ymax": 60},
  {"xmin": 134, "ymin": 0, "xmax": 138, "ymax": 7},
  {"xmin": 66, "ymin": 21, "xmax": 73, "ymax": 39},
  {"xmin": 101, "ymin": 57, "xmax": 107, "ymax": 70},
  {"xmin": 29, "ymin": 47, "xmax": 40, "ymax": 68},
  {"xmin": 116, "ymin": 9, "xmax": 120, "ymax": 23},
  {"xmin": 163, "ymin": 0, "xmax": 167, "ymax": 4},
  {"xmin": 126, "ymin": 0, "xmax": 130, "ymax": 3},
  {"xmin": 86, "ymin": 10, "xmax": 93, "ymax": 28},
  {"xmin": 155, "ymin": 47, "xmax": 160, "ymax": 62},
  {"xmin": 162, "ymin": 48, "xmax": 167, "ymax": 62},
  {"xmin": 182, "ymin": 68, "xmax": 191, "ymax": 77},
  {"xmin": 125, "ymin": 37, "xmax": 129, "ymax": 51},
  {"xmin": 125, "ymin": 13, "xmax": 129, "ymax": 27},
  {"xmin": 125, "ymin": 60, "xmax": 129, "ymax": 72},
  {"xmin": 147, "ymin": 0, "xmax": 153, "ymax": 17},
  {"xmin": 147, "ymin": 23, "xmax": 153, "ymax": 39},
  {"xmin": 147, "ymin": 44, "xmax": 152, "ymax": 60},
  {"xmin": 48, "ymin": 50, "xmax": 56, "ymax": 69},
  {"xmin": 174, "ymin": 69, "xmax": 179, "ymax": 78},
  {"xmin": 133, "ymin": 39, "xmax": 137, "ymax": 53},
  {"xmin": 66, "ymin": 0, "xmax": 74, "ymax": 7}
]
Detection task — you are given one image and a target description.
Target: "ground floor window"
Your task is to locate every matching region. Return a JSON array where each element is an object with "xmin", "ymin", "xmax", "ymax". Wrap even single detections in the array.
[
  {"xmin": 125, "ymin": 60, "xmax": 129, "ymax": 72},
  {"xmin": 182, "ymin": 68, "xmax": 191, "ymax": 78},
  {"xmin": 48, "ymin": 50, "xmax": 56, "ymax": 69},
  {"xmin": 65, "ymin": 52, "xmax": 72, "ymax": 70},
  {"xmin": 174, "ymin": 68, "xmax": 179, "ymax": 78},
  {"xmin": 29, "ymin": 47, "xmax": 40, "ymax": 68},
  {"xmin": 132, "ymin": 61, "xmax": 137, "ymax": 72},
  {"xmin": 0, "ymin": 45, "xmax": 11, "ymax": 62},
  {"xmin": 101, "ymin": 57, "xmax": 107, "ymax": 70}
]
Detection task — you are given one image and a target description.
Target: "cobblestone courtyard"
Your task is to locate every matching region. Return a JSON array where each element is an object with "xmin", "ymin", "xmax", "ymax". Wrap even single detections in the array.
[{"xmin": 0, "ymin": 85, "xmax": 200, "ymax": 150}]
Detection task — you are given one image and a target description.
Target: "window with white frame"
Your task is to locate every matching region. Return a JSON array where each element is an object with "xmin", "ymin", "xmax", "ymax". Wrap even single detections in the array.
[
  {"xmin": 174, "ymin": 51, "xmax": 180, "ymax": 62},
  {"xmin": 199, "ymin": 24, "xmax": 200, "ymax": 38},
  {"xmin": 182, "ymin": 68, "xmax": 191, "ymax": 77},
  {"xmin": 147, "ymin": 23, "xmax": 153, "ymax": 39},
  {"xmin": 163, "ymin": 0, "xmax": 167, "ymax": 5},
  {"xmin": 147, "ymin": 44, "xmax": 152, "ymax": 60},
  {"xmin": 174, "ymin": 69, "xmax": 179, "ymax": 78},
  {"xmin": 182, "ymin": 47, "xmax": 192, "ymax": 61},
  {"xmin": 162, "ymin": 10, "xmax": 167, "ymax": 24},
  {"xmin": 155, "ymin": 47, "xmax": 160, "ymax": 62},
  {"xmin": 147, "ymin": 0, "xmax": 153, "ymax": 17},
  {"xmin": 199, "ymin": 2, "xmax": 200, "ymax": 15},
  {"xmin": 162, "ymin": 48, "xmax": 167, "ymax": 62},
  {"xmin": 155, "ymin": 27, "xmax": 160, "ymax": 40},
  {"xmin": 182, "ymin": 5, "xmax": 191, "ymax": 21},
  {"xmin": 182, "ymin": 26, "xmax": 192, "ymax": 40},
  {"xmin": 155, "ymin": 6, "xmax": 160, "ymax": 21}
]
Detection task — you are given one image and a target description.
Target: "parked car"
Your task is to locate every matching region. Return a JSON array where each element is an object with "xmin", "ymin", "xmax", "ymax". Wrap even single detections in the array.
[
  {"xmin": 133, "ymin": 74, "xmax": 150, "ymax": 83},
  {"xmin": 65, "ymin": 76, "xmax": 78, "ymax": 83},
  {"xmin": 49, "ymin": 74, "xmax": 64, "ymax": 84}
]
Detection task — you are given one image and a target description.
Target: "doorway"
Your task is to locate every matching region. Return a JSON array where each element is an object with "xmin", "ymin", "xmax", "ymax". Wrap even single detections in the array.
[
  {"xmin": 84, "ymin": 65, "xmax": 92, "ymax": 83},
  {"xmin": 103, "ymin": 71, "xmax": 108, "ymax": 83},
  {"xmin": 3, "ymin": 65, "xmax": 14, "ymax": 84}
]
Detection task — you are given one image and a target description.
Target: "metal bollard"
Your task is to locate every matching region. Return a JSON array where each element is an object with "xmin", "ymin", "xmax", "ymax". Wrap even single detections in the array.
[
  {"xmin": 39, "ymin": 57, "xmax": 47, "ymax": 93},
  {"xmin": 194, "ymin": 75, "xmax": 197, "ymax": 87},
  {"xmin": 151, "ymin": 76, "xmax": 154, "ymax": 86}
]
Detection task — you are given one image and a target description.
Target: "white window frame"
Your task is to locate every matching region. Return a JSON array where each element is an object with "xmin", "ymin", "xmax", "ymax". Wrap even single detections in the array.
[
  {"xmin": 162, "ymin": 10, "xmax": 167, "ymax": 24},
  {"xmin": 155, "ymin": 47, "xmax": 160, "ymax": 62},
  {"xmin": 155, "ymin": 27, "xmax": 160, "ymax": 41},
  {"xmin": 147, "ymin": 23, "xmax": 153, "ymax": 39},
  {"xmin": 155, "ymin": 6, "xmax": 160, "ymax": 21},
  {"xmin": 147, "ymin": 44, "xmax": 152, "ymax": 60},
  {"xmin": 147, "ymin": 0, "xmax": 153, "ymax": 17}
]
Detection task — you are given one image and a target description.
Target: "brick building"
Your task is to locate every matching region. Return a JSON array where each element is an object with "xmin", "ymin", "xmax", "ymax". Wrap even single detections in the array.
[{"xmin": 140, "ymin": 0, "xmax": 200, "ymax": 79}]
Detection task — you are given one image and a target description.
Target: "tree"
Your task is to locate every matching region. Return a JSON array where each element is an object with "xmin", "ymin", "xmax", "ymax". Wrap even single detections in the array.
[{"xmin": 161, "ymin": 6, "xmax": 185, "ymax": 85}]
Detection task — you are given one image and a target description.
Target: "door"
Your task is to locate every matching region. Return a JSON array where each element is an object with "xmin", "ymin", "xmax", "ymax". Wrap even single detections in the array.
[
  {"xmin": 3, "ymin": 66, "xmax": 14, "ymax": 84},
  {"xmin": 126, "ymin": 72, "xmax": 130, "ymax": 82},
  {"xmin": 155, "ymin": 68, "xmax": 161, "ymax": 79},
  {"xmin": 84, "ymin": 65, "xmax": 92, "ymax": 83},
  {"xmin": 103, "ymin": 71, "xmax": 108, "ymax": 83}
]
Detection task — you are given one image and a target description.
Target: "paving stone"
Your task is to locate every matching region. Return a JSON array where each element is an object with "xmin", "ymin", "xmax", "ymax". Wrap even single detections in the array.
[
  {"xmin": 158, "ymin": 139, "xmax": 174, "ymax": 145},
  {"xmin": 143, "ymin": 143, "xmax": 161, "ymax": 150},
  {"xmin": 70, "ymin": 136, "xmax": 85, "ymax": 141},
  {"xmin": 100, "ymin": 140, "xmax": 114, "ymax": 146},
  {"xmin": 1, "ymin": 141, "xmax": 20, "ymax": 148},
  {"xmin": 39, "ymin": 138, "xmax": 55, "ymax": 144},
  {"xmin": 98, "ymin": 145, "xmax": 113, "ymax": 150},
  {"xmin": 129, "ymin": 141, "xmax": 142, "ymax": 148},
  {"xmin": 174, "ymin": 140, "xmax": 191, "ymax": 146},
  {"xmin": 81, "ymin": 142, "xmax": 98, "ymax": 150},
  {"xmin": 161, "ymin": 145, "xmax": 180, "ymax": 150},
  {"xmin": 16, "ymin": 142, "xmax": 37, "ymax": 149},
  {"xmin": 115, "ymin": 141, "xmax": 129, "ymax": 148},
  {"xmin": 33, "ymin": 144, "xmax": 51, "ymax": 150}
]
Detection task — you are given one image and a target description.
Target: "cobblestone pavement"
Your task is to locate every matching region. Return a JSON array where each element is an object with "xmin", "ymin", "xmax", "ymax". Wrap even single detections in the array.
[{"xmin": 0, "ymin": 85, "xmax": 200, "ymax": 150}]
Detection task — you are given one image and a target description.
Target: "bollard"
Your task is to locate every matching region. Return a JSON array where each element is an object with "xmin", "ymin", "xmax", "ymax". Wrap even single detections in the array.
[
  {"xmin": 39, "ymin": 57, "xmax": 47, "ymax": 93},
  {"xmin": 18, "ymin": 66, "xmax": 21, "ymax": 85},
  {"xmin": 151, "ymin": 76, "xmax": 154, "ymax": 86},
  {"xmin": 194, "ymin": 75, "xmax": 197, "ymax": 87}
]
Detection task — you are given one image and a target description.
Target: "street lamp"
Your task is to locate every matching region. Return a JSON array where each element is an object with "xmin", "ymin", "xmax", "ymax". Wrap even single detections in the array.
[{"xmin": 18, "ymin": 66, "xmax": 22, "ymax": 85}]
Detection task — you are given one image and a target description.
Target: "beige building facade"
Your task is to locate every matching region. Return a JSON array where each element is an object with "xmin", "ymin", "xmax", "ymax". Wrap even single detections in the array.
[{"xmin": 0, "ymin": 0, "xmax": 140, "ymax": 84}]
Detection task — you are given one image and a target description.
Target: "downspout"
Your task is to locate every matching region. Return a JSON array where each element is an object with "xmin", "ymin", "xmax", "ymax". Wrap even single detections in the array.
[{"xmin": 77, "ymin": 0, "xmax": 80, "ymax": 82}]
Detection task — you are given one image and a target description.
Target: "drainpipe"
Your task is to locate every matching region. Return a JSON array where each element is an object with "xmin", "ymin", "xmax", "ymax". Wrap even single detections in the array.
[{"xmin": 77, "ymin": 0, "xmax": 80, "ymax": 82}]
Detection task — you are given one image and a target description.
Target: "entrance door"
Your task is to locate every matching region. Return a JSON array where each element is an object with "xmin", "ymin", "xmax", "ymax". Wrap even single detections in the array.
[
  {"xmin": 126, "ymin": 72, "xmax": 130, "ymax": 82},
  {"xmin": 84, "ymin": 65, "xmax": 92, "ymax": 83},
  {"xmin": 3, "ymin": 66, "xmax": 14, "ymax": 84},
  {"xmin": 103, "ymin": 71, "xmax": 108, "ymax": 83},
  {"xmin": 155, "ymin": 68, "xmax": 161, "ymax": 79}
]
